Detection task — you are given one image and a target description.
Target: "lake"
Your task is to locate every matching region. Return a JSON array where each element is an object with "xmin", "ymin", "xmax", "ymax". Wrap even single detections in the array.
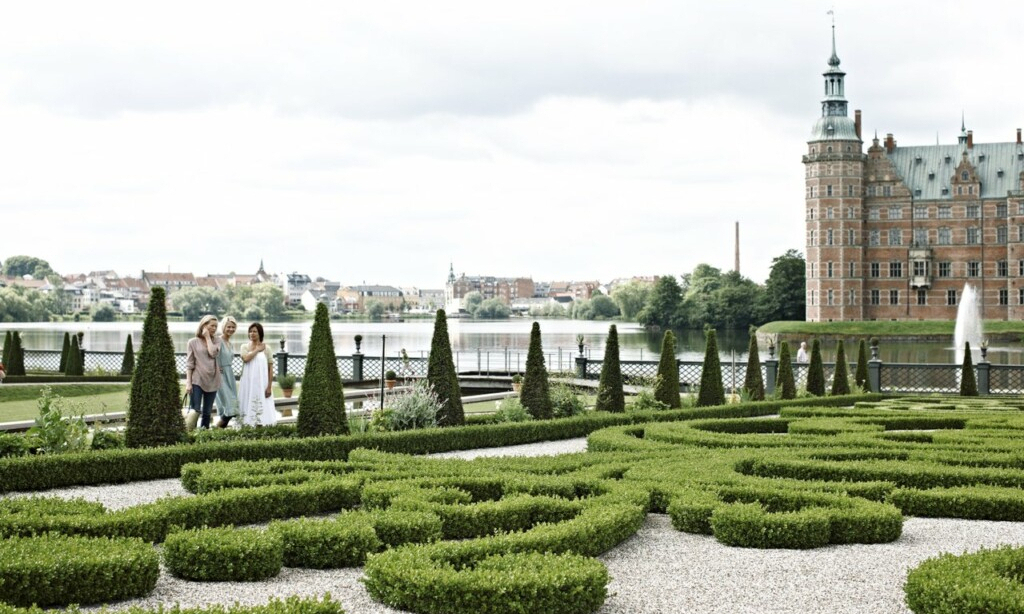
[{"xmin": 1, "ymin": 319, "xmax": 1018, "ymax": 365}]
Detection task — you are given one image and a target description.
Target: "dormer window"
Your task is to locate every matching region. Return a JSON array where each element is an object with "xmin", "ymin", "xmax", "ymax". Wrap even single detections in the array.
[
  {"xmin": 998, "ymin": 169, "xmax": 1005, "ymax": 177},
  {"xmin": 915, "ymin": 156, "xmax": 922, "ymax": 164},
  {"xmin": 942, "ymin": 187, "xmax": 949, "ymax": 195},
  {"xmin": 945, "ymin": 155, "xmax": 952, "ymax": 163},
  {"xmin": 979, "ymin": 154, "xmax": 986, "ymax": 162},
  {"xmin": 961, "ymin": 171, "xmax": 969, "ymax": 181},
  {"xmin": 928, "ymin": 171, "xmax": 935, "ymax": 179}
]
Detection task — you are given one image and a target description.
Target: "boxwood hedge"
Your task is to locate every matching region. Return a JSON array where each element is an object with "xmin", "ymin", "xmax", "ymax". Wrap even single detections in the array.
[{"xmin": 163, "ymin": 527, "xmax": 283, "ymax": 582}]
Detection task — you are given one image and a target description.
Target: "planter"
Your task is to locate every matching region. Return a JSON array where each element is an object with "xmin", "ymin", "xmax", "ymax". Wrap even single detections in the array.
[
  {"xmin": 512, "ymin": 383, "xmax": 522, "ymax": 393},
  {"xmin": 279, "ymin": 407, "xmax": 293, "ymax": 417},
  {"xmin": 386, "ymin": 379, "xmax": 396, "ymax": 390},
  {"xmin": 282, "ymin": 388, "xmax": 294, "ymax": 399}
]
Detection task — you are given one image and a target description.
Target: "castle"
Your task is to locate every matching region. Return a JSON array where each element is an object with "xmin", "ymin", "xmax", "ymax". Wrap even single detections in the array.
[{"xmin": 805, "ymin": 28, "xmax": 1024, "ymax": 321}]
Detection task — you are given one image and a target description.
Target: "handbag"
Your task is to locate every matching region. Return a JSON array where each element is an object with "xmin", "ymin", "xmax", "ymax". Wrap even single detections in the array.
[{"xmin": 182, "ymin": 392, "xmax": 199, "ymax": 430}]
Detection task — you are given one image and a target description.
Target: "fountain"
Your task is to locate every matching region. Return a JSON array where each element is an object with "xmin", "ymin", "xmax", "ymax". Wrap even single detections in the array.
[{"xmin": 953, "ymin": 283, "xmax": 983, "ymax": 365}]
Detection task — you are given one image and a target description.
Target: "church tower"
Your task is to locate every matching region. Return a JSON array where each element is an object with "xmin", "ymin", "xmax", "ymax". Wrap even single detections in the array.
[{"xmin": 803, "ymin": 24, "xmax": 865, "ymax": 321}]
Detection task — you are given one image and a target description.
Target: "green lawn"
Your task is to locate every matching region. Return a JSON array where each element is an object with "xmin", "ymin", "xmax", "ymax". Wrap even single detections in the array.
[{"xmin": 0, "ymin": 390, "xmax": 130, "ymax": 422}]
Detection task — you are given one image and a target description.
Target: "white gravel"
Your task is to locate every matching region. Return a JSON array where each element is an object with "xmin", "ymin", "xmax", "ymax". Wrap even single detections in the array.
[{"xmin": 6, "ymin": 438, "xmax": 1024, "ymax": 614}]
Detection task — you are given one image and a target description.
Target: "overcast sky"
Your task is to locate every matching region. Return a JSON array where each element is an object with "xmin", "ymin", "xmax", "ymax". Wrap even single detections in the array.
[{"xmin": 2, "ymin": 1, "xmax": 1022, "ymax": 289}]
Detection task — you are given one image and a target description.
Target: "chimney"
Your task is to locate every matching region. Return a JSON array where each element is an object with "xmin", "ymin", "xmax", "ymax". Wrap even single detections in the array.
[
  {"xmin": 885, "ymin": 133, "xmax": 895, "ymax": 153},
  {"xmin": 854, "ymin": 110, "xmax": 862, "ymax": 139},
  {"xmin": 734, "ymin": 221, "xmax": 740, "ymax": 275},
  {"xmin": 967, "ymin": 130, "xmax": 973, "ymax": 149},
  {"xmin": 1017, "ymin": 128, "xmax": 1021, "ymax": 145}
]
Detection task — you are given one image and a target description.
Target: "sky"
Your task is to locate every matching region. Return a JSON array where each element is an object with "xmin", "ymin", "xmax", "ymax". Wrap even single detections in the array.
[{"xmin": 2, "ymin": 1, "xmax": 1023, "ymax": 289}]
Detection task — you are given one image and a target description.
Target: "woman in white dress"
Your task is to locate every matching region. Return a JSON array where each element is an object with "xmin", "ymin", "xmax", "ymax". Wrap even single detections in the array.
[{"xmin": 238, "ymin": 322, "xmax": 277, "ymax": 427}]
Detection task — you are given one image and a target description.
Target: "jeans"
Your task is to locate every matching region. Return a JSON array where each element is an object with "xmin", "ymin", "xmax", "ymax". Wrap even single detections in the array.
[{"xmin": 190, "ymin": 386, "xmax": 218, "ymax": 429}]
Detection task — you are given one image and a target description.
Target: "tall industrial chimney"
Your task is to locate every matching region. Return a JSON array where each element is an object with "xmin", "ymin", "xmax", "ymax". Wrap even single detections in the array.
[{"xmin": 734, "ymin": 221, "xmax": 740, "ymax": 275}]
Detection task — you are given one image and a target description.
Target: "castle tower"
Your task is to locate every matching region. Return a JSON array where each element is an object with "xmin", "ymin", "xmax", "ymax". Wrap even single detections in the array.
[{"xmin": 803, "ymin": 24, "xmax": 865, "ymax": 321}]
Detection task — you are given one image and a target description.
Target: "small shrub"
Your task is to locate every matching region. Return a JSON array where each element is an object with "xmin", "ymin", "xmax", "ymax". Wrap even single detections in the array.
[
  {"xmin": 25, "ymin": 387, "xmax": 90, "ymax": 454},
  {"xmin": 278, "ymin": 373, "xmax": 297, "ymax": 389},
  {"xmin": 163, "ymin": 526, "xmax": 283, "ymax": 581},
  {"xmin": 372, "ymin": 381, "xmax": 441, "ymax": 431},
  {"xmin": 270, "ymin": 517, "xmax": 380, "ymax": 568},
  {"xmin": 551, "ymin": 383, "xmax": 586, "ymax": 418},
  {"xmin": 493, "ymin": 397, "xmax": 532, "ymax": 423}
]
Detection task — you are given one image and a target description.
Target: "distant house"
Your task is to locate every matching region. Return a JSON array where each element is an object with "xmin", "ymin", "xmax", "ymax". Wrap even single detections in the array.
[
  {"xmin": 338, "ymin": 285, "xmax": 404, "ymax": 312},
  {"xmin": 444, "ymin": 263, "xmax": 535, "ymax": 313},
  {"xmin": 279, "ymin": 272, "xmax": 312, "ymax": 307},
  {"xmin": 142, "ymin": 271, "xmax": 197, "ymax": 292},
  {"xmin": 300, "ymin": 289, "xmax": 331, "ymax": 312}
]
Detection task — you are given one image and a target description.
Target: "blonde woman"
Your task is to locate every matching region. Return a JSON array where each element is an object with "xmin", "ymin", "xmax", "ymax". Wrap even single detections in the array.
[
  {"xmin": 238, "ymin": 322, "xmax": 277, "ymax": 426},
  {"xmin": 215, "ymin": 316, "xmax": 240, "ymax": 428},
  {"xmin": 185, "ymin": 314, "xmax": 221, "ymax": 429}
]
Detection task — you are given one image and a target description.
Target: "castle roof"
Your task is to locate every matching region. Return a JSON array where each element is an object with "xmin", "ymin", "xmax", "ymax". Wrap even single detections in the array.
[{"xmin": 887, "ymin": 142, "xmax": 1024, "ymax": 200}]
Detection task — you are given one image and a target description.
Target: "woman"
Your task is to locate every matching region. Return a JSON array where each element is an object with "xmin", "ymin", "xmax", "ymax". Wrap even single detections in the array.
[
  {"xmin": 214, "ymin": 316, "xmax": 239, "ymax": 428},
  {"xmin": 185, "ymin": 315, "xmax": 221, "ymax": 429},
  {"xmin": 238, "ymin": 322, "xmax": 277, "ymax": 427}
]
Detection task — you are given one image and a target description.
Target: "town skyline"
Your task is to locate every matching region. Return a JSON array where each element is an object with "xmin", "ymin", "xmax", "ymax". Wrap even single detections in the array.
[{"xmin": 2, "ymin": 2, "xmax": 1023, "ymax": 288}]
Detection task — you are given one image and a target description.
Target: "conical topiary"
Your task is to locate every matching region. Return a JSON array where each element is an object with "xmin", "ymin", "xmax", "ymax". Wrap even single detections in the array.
[
  {"xmin": 59, "ymin": 332, "xmax": 71, "ymax": 373},
  {"xmin": 806, "ymin": 339, "xmax": 825, "ymax": 396},
  {"xmin": 654, "ymin": 329, "xmax": 681, "ymax": 408},
  {"xmin": 830, "ymin": 340, "xmax": 851, "ymax": 396},
  {"xmin": 1, "ymin": 330, "xmax": 11, "ymax": 367},
  {"xmin": 65, "ymin": 335, "xmax": 84, "ymax": 376},
  {"xmin": 520, "ymin": 321, "xmax": 552, "ymax": 419},
  {"xmin": 8, "ymin": 332, "xmax": 25, "ymax": 376},
  {"xmin": 298, "ymin": 302, "xmax": 348, "ymax": 436},
  {"xmin": 596, "ymin": 324, "xmax": 625, "ymax": 413},
  {"xmin": 855, "ymin": 339, "xmax": 869, "ymax": 390},
  {"xmin": 960, "ymin": 342, "xmax": 978, "ymax": 397},
  {"xmin": 125, "ymin": 287, "xmax": 185, "ymax": 448},
  {"xmin": 776, "ymin": 341, "xmax": 796, "ymax": 400},
  {"xmin": 743, "ymin": 329, "xmax": 765, "ymax": 401},
  {"xmin": 120, "ymin": 335, "xmax": 136, "ymax": 376},
  {"xmin": 697, "ymin": 328, "xmax": 725, "ymax": 407},
  {"xmin": 426, "ymin": 309, "xmax": 464, "ymax": 426}
]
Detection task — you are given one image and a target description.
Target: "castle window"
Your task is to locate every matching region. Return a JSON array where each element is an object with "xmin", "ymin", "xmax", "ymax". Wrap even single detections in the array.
[
  {"xmin": 938, "ymin": 262, "xmax": 951, "ymax": 277},
  {"xmin": 968, "ymin": 261, "xmax": 981, "ymax": 277},
  {"xmin": 890, "ymin": 262, "xmax": 903, "ymax": 278},
  {"xmin": 827, "ymin": 229, "xmax": 834, "ymax": 246},
  {"xmin": 917, "ymin": 290, "xmax": 927, "ymax": 306},
  {"xmin": 870, "ymin": 262, "xmax": 880, "ymax": 277},
  {"xmin": 827, "ymin": 262, "xmax": 834, "ymax": 278},
  {"xmin": 947, "ymin": 289, "xmax": 957, "ymax": 306},
  {"xmin": 871, "ymin": 290, "xmax": 880, "ymax": 305},
  {"xmin": 938, "ymin": 206, "xmax": 952, "ymax": 219},
  {"xmin": 847, "ymin": 185, "xmax": 855, "ymax": 196},
  {"xmin": 827, "ymin": 207, "xmax": 834, "ymax": 219},
  {"xmin": 890, "ymin": 290, "xmax": 900, "ymax": 305},
  {"xmin": 869, "ymin": 230, "xmax": 880, "ymax": 246},
  {"xmin": 883, "ymin": 186, "xmax": 892, "ymax": 196},
  {"xmin": 848, "ymin": 229, "xmax": 856, "ymax": 245},
  {"xmin": 998, "ymin": 260, "xmax": 1008, "ymax": 276},
  {"xmin": 967, "ymin": 227, "xmax": 981, "ymax": 244},
  {"xmin": 889, "ymin": 206, "xmax": 903, "ymax": 219},
  {"xmin": 937, "ymin": 227, "xmax": 952, "ymax": 245},
  {"xmin": 1020, "ymin": 289, "xmax": 1024, "ymax": 305},
  {"xmin": 848, "ymin": 289, "xmax": 856, "ymax": 305},
  {"xmin": 997, "ymin": 226, "xmax": 1008, "ymax": 244},
  {"xmin": 1000, "ymin": 289, "xmax": 1009, "ymax": 306},
  {"xmin": 914, "ymin": 228, "xmax": 928, "ymax": 246},
  {"xmin": 914, "ymin": 205, "xmax": 927, "ymax": 218},
  {"xmin": 962, "ymin": 171, "xmax": 970, "ymax": 181},
  {"xmin": 827, "ymin": 289, "xmax": 834, "ymax": 306},
  {"xmin": 967, "ymin": 205, "xmax": 980, "ymax": 218},
  {"xmin": 849, "ymin": 261, "xmax": 856, "ymax": 277},
  {"xmin": 827, "ymin": 185, "xmax": 833, "ymax": 196},
  {"xmin": 888, "ymin": 229, "xmax": 903, "ymax": 246},
  {"xmin": 997, "ymin": 204, "xmax": 1007, "ymax": 217},
  {"xmin": 869, "ymin": 208, "xmax": 880, "ymax": 220}
]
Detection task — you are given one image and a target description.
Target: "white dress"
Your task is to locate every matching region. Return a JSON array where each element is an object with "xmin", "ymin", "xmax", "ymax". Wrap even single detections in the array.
[{"xmin": 238, "ymin": 343, "xmax": 277, "ymax": 427}]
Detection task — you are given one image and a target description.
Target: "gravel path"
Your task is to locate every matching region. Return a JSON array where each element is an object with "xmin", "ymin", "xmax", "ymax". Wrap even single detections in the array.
[{"xmin": 6, "ymin": 438, "xmax": 1024, "ymax": 614}]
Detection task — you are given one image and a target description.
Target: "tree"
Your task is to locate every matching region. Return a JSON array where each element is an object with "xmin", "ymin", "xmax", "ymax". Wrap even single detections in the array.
[
  {"xmin": 960, "ymin": 342, "xmax": 978, "ymax": 397},
  {"xmin": 1, "ymin": 255, "xmax": 55, "ymax": 280},
  {"xmin": 365, "ymin": 300, "xmax": 386, "ymax": 320},
  {"xmin": 171, "ymin": 287, "xmax": 228, "ymax": 321},
  {"xmin": 7, "ymin": 332, "xmax": 25, "ymax": 376},
  {"xmin": 1, "ymin": 330, "xmax": 11, "ymax": 366},
  {"xmin": 697, "ymin": 328, "xmax": 725, "ymax": 406},
  {"xmin": 776, "ymin": 341, "xmax": 796, "ymax": 400},
  {"xmin": 426, "ymin": 309, "xmax": 464, "ymax": 426},
  {"xmin": 831, "ymin": 340, "xmax": 851, "ymax": 396},
  {"xmin": 637, "ymin": 275, "xmax": 684, "ymax": 329},
  {"xmin": 297, "ymin": 303, "xmax": 348, "ymax": 436},
  {"xmin": 475, "ymin": 298, "xmax": 511, "ymax": 319},
  {"xmin": 92, "ymin": 303, "xmax": 117, "ymax": 322},
  {"xmin": 65, "ymin": 335, "xmax": 84, "ymax": 376},
  {"xmin": 611, "ymin": 280, "xmax": 651, "ymax": 320},
  {"xmin": 125, "ymin": 287, "xmax": 185, "ymax": 448},
  {"xmin": 0, "ymin": 285, "xmax": 53, "ymax": 322},
  {"xmin": 806, "ymin": 339, "xmax": 825, "ymax": 396},
  {"xmin": 757, "ymin": 249, "xmax": 806, "ymax": 323},
  {"xmin": 589, "ymin": 295, "xmax": 620, "ymax": 319},
  {"xmin": 855, "ymin": 339, "xmax": 869, "ymax": 390},
  {"xmin": 520, "ymin": 321, "xmax": 552, "ymax": 419},
  {"xmin": 595, "ymin": 324, "xmax": 625, "ymax": 413},
  {"xmin": 743, "ymin": 329, "xmax": 765, "ymax": 401},
  {"xmin": 654, "ymin": 330, "xmax": 681, "ymax": 408},
  {"xmin": 59, "ymin": 332, "xmax": 71, "ymax": 373},
  {"xmin": 463, "ymin": 291, "xmax": 484, "ymax": 316},
  {"xmin": 120, "ymin": 335, "xmax": 136, "ymax": 376}
]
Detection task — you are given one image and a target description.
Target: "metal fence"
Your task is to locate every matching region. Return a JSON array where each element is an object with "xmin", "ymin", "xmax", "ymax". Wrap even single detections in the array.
[{"xmin": 15, "ymin": 347, "xmax": 1024, "ymax": 395}]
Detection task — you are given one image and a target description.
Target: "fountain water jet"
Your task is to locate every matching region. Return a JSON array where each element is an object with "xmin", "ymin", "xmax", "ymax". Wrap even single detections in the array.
[{"xmin": 953, "ymin": 283, "xmax": 983, "ymax": 365}]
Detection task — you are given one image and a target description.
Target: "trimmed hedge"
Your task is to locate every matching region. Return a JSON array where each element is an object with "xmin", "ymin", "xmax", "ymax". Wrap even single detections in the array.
[
  {"xmin": 905, "ymin": 546, "xmax": 1024, "ymax": 613},
  {"xmin": 163, "ymin": 527, "xmax": 283, "ymax": 581},
  {"xmin": 0, "ymin": 534, "xmax": 158, "ymax": 606},
  {"xmin": 0, "ymin": 597, "xmax": 345, "ymax": 614},
  {"xmin": 269, "ymin": 517, "xmax": 380, "ymax": 568}
]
